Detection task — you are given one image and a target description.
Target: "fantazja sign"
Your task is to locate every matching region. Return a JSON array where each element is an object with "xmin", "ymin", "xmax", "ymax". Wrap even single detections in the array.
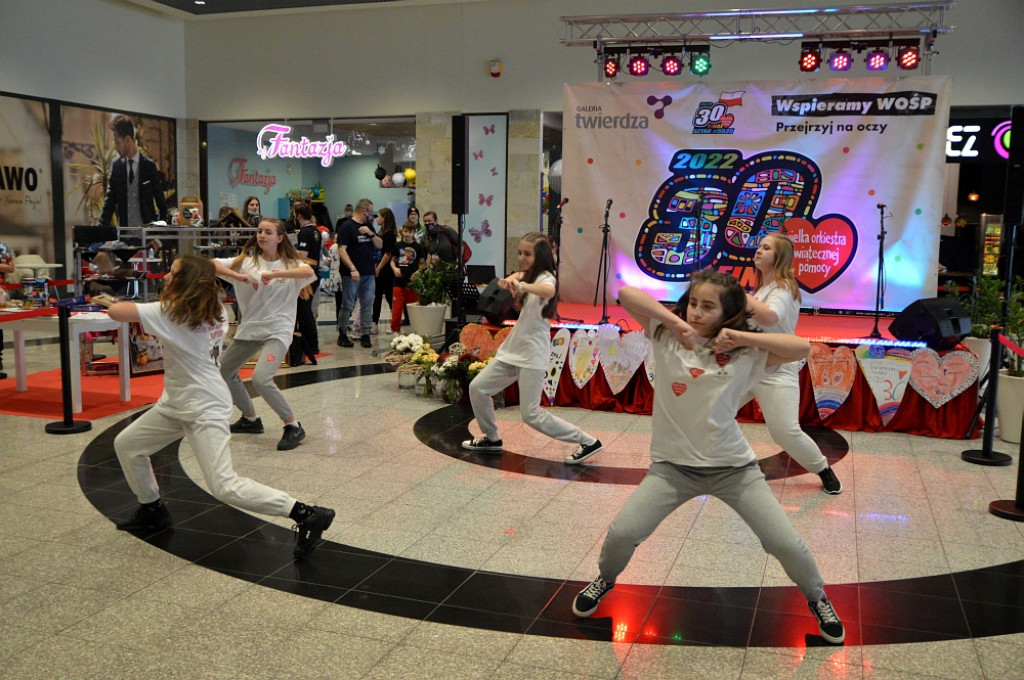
[
  {"xmin": 228, "ymin": 158, "xmax": 277, "ymax": 194},
  {"xmin": 256, "ymin": 124, "xmax": 349, "ymax": 168}
]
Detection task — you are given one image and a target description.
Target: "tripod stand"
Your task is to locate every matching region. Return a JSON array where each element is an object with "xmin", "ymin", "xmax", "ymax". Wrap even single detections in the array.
[
  {"xmin": 593, "ymin": 200, "xmax": 613, "ymax": 325},
  {"xmin": 551, "ymin": 200, "xmax": 582, "ymax": 324},
  {"xmin": 868, "ymin": 203, "xmax": 888, "ymax": 339}
]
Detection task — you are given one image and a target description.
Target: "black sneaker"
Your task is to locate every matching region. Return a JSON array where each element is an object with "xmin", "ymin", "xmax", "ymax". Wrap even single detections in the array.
[
  {"xmin": 116, "ymin": 502, "xmax": 172, "ymax": 532},
  {"xmin": 230, "ymin": 415, "xmax": 264, "ymax": 434},
  {"xmin": 293, "ymin": 505, "xmax": 336, "ymax": 558},
  {"xmin": 808, "ymin": 596, "xmax": 846, "ymax": 644},
  {"xmin": 360, "ymin": 334, "xmax": 372, "ymax": 348},
  {"xmin": 565, "ymin": 439, "xmax": 604, "ymax": 465},
  {"xmin": 337, "ymin": 334, "xmax": 353, "ymax": 347},
  {"xmin": 572, "ymin": 577, "xmax": 614, "ymax": 618},
  {"xmin": 278, "ymin": 423, "xmax": 306, "ymax": 451},
  {"xmin": 461, "ymin": 437, "xmax": 503, "ymax": 452},
  {"xmin": 818, "ymin": 467, "xmax": 842, "ymax": 495}
]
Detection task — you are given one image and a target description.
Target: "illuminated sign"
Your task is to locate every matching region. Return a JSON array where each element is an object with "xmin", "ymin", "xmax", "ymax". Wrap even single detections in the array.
[
  {"xmin": 945, "ymin": 118, "xmax": 1012, "ymax": 164},
  {"xmin": 256, "ymin": 124, "xmax": 349, "ymax": 168}
]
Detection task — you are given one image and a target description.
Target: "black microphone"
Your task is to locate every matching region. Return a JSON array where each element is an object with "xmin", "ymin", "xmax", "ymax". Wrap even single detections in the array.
[
  {"xmin": 877, "ymin": 203, "xmax": 887, "ymax": 209},
  {"xmin": 557, "ymin": 197, "xmax": 569, "ymax": 209},
  {"xmin": 604, "ymin": 198, "xmax": 613, "ymax": 222}
]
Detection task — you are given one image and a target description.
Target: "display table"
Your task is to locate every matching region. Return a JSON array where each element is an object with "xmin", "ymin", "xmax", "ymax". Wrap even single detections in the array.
[{"xmin": 1, "ymin": 310, "xmax": 132, "ymax": 413}]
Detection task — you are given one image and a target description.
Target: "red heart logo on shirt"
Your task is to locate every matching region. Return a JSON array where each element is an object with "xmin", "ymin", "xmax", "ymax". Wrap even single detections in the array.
[
  {"xmin": 689, "ymin": 368, "xmax": 705, "ymax": 379},
  {"xmin": 671, "ymin": 382, "xmax": 687, "ymax": 396},
  {"xmin": 266, "ymin": 353, "xmax": 276, "ymax": 362},
  {"xmin": 715, "ymin": 353, "xmax": 731, "ymax": 367}
]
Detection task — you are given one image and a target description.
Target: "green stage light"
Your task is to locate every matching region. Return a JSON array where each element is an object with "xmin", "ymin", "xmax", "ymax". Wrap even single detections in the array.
[{"xmin": 689, "ymin": 48, "xmax": 711, "ymax": 76}]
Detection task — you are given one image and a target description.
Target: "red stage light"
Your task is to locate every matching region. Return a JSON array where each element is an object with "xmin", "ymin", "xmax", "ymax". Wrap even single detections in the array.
[
  {"xmin": 829, "ymin": 49, "xmax": 852, "ymax": 72},
  {"xmin": 661, "ymin": 55, "xmax": 683, "ymax": 76},
  {"xmin": 628, "ymin": 55, "xmax": 650, "ymax": 77},
  {"xmin": 603, "ymin": 56, "xmax": 620, "ymax": 79},
  {"xmin": 799, "ymin": 47, "xmax": 821, "ymax": 72},
  {"xmin": 897, "ymin": 45, "xmax": 921, "ymax": 70}
]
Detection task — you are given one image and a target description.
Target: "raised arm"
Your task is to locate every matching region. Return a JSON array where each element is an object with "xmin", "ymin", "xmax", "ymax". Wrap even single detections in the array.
[
  {"xmin": 618, "ymin": 285, "xmax": 697, "ymax": 349},
  {"xmin": 712, "ymin": 328, "xmax": 810, "ymax": 366}
]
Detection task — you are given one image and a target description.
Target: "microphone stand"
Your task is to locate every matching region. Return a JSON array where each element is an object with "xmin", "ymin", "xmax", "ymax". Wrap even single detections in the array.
[
  {"xmin": 552, "ymin": 201, "xmax": 582, "ymax": 324},
  {"xmin": 593, "ymin": 202, "xmax": 613, "ymax": 325},
  {"xmin": 869, "ymin": 204, "xmax": 887, "ymax": 339}
]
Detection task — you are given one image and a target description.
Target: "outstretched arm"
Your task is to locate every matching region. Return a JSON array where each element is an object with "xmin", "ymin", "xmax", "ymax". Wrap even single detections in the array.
[
  {"xmin": 712, "ymin": 328, "xmax": 809, "ymax": 366},
  {"xmin": 618, "ymin": 285, "xmax": 698, "ymax": 349}
]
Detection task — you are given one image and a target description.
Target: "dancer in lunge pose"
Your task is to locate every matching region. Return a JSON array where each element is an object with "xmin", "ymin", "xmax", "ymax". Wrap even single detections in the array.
[
  {"xmin": 104, "ymin": 256, "xmax": 334, "ymax": 558},
  {"xmin": 462, "ymin": 231, "xmax": 603, "ymax": 464},
  {"xmin": 572, "ymin": 273, "xmax": 845, "ymax": 645},
  {"xmin": 213, "ymin": 218, "xmax": 316, "ymax": 451},
  {"xmin": 747, "ymin": 233, "xmax": 841, "ymax": 494}
]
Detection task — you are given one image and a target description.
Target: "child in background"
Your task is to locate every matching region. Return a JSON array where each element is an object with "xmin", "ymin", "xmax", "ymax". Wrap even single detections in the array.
[{"xmin": 390, "ymin": 221, "xmax": 425, "ymax": 334}]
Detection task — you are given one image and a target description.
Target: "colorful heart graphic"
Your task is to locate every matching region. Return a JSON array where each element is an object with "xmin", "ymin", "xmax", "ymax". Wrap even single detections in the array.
[
  {"xmin": 569, "ymin": 329, "xmax": 600, "ymax": 389},
  {"xmin": 908, "ymin": 349, "xmax": 978, "ymax": 408},
  {"xmin": 597, "ymin": 325, "xmax": 649, "ymax": 395},
  {"xmin": 719, "ymin": 113, "xmax": 734, "ymax": 128},
  {"xmin": 807, "ymin": 343, "xmax": 857, "ymax": 420},
  {"xmin": 689, "ymin": 368, "xmax": 705, "ymax": 379},
  {"xmin": 784, "ymin": 216, "xmax": 858, "ymax": 293},
  {"xmin": 544, "ymin": 328, "xmax": 571, "ymax": 404},
  {"xmin": 672, "ymin": 382, "xmax": 687, "ymax": 396},
  {"xmin": 855, "ymin": 344, "xmax": 913, "ymax": 425}
]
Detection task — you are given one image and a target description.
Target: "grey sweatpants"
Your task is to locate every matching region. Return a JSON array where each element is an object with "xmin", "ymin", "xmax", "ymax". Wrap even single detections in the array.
[
  {"xmin": 597, "ymin": 460, "xmax": 826, "ymax": 602},
  {"xmin": 219, "ymin": 337, "xmax": 294, "ymax": 423}
]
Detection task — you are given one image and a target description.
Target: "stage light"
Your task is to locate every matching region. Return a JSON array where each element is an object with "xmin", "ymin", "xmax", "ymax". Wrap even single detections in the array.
[
  {"xmin": 829, "ymin": 49, "xmax": 852, "ymax": 71},
  {"xmin": 603, "ymin": 55, "xmax": 620, "ymax": 79},
  {"xmin": 689, "ymin": 47, "xmax": 711, "ymax": 76},
  {"xmin": 865, "ymin": 47, "xmax": 889, "ymax": 71},
  {"xmin": 897, "ymin": 44, "xmax": 921, "ymax": 70},
  {"xmin": 661, "ymin": 54, "xmax": 683, "ymax": 76},
  {"xmin": 628, "ymin": 54, "xmax": 650, "ymax": 77},
  {"xmin": 799, "ymin": 46, "xmax": 821, "ymax": 72}
]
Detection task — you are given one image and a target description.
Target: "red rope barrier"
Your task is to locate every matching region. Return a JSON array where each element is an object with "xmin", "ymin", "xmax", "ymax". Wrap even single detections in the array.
[{"xmin": 998, "ymin": 333, "xmax": 1024, "ymax": 361}]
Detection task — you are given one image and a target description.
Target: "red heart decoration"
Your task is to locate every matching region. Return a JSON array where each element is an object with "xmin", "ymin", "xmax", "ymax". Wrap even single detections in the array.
[
  {"xmin": 671, "ymin": 382, "xmax": 687, "ymax": 396},
  {"xmin": 715, "ymin": 353, "xmax": 731, "ymax": 367},
  {"xmin": 719, "ymin": 113, "xmax": 734, "ymax": 128},
  {"xmin": 266, "ymin": 353, "xmax": 276, "ymax": 362},
  {"xmin": 784, "ymin": 217, "xmax": 858, "ymax": 293},
  {"xmin": 689, "ymin": 368, "xmax": 705, "ymax": 379}
]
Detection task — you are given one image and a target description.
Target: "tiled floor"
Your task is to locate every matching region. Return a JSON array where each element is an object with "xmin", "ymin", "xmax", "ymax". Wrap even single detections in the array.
[{"xmin": 2, "ymin": 319, "xmax": 1024, "ymax": 679}]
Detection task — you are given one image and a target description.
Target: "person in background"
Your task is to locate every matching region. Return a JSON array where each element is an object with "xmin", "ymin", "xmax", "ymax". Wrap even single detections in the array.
[
  {"xmin": 98, "ymin": 115, "xmax": 169, "ymax": 228},
  {"xmin": 213, "ymin": 218, "xmax": 316, "ymax": 451},
  {"xmin": 406, "ymin": 205, "xmax": 422, "ymax": 242},
  {"xmin": 0, "ymin": 241, "xmax": 14, "ymax": 379},
  {"xmin": 372, "ymin": 207, "xmax": 398, "ymax": 334},
  {"xmin": 293, "ymin": 201, "xmax": 321, "ymax": 357},
  {"xmin": 335, "ymin": 204, "xmax": 354, "ymax": 232},
  {"xmin": 335, "ymin": 198, "xmax": 382, "ymax": 349},
  {"xmin": 422, "ymin": 211, "xmax": 460, "ymax": 265},
  {"xmin": 390, "ymin": 222, "xmax": 426, "ymax": 335},
  {"xmin": 745, "ymin": 233, "xmax": 842, "ymax": 494},
  {"xmin": 103, "ymin": 255, "xmax": 335, "ymax": 559},
  {"xmin": 571, "ymin": 274, "xmax": 845, "ymax": 646},
  {"xmin": 242, "ymin": 196, "xmax": 263, "ymax": 230}
]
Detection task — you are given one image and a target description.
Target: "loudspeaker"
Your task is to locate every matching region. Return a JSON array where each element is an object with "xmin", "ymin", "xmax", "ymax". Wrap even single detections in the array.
[
  {"xmin": 451, "ymin": 115, "xmax": 469, "ymax": 215},
  {"xmin": 889, "ymin": 297, "xmax": 971, "ymax": 350},
  {"xmin": 477, "ymin": 278, "xmax": 516, "ymax": 324}
]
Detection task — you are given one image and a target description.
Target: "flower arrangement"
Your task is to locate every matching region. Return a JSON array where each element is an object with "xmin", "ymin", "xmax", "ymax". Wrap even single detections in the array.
[
  {"xmin": 429, "ymin": 342, "xmax": 490, "ymax": 402},
  {"xmin": 389, "ymin": 332, "xmax": 428, "ymax": 354},
  {"xmin": 408, "ymin": 258, "xmax": 457, "ymax": 306}
]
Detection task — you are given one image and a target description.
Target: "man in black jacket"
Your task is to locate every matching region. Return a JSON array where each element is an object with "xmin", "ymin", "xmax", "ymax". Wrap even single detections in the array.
[{"xmin": 98, "ymin": 116, "xmax": 169, "ymax": 228}]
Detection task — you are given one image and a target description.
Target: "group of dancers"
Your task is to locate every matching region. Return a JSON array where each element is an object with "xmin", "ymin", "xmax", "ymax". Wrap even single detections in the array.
[{"xmin": 105, "ymin": 221, "xmax": 845, "ymax": 642}]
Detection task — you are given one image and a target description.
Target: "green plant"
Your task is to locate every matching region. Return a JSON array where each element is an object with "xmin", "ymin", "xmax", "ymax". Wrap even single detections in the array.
[
  {"xmin": 408, "ymin": 259, "xmax": 456, "ymax": 306},
  {"xmin": 1003, "ymin": 276, "xmax": 1024, "ymax": 377},
  {"xmin": 946, "ymin": 273, "xmax": 1002, "ymax": 338}
]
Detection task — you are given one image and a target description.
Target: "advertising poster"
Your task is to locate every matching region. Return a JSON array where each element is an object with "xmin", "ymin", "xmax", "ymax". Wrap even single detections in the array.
[
  {"xmin": 560, "ymin": 77, "xmax": 951, "ymax": 312},
  {"xmin": 0, "ymin": 95, "xmax": 54, "ymax": 262}
]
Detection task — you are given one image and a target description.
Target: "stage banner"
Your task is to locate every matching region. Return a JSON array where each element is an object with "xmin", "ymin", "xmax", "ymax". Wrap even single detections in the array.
[
  {"xmin": 561, "ymin": 77, "xmax": 951, "ymax": 312},
  {"xmin": 0, "ymin": 95, "xmax": 54, "ymax": 262}
]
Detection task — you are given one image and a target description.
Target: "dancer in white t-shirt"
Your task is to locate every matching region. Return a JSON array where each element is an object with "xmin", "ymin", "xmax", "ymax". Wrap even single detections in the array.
[
  {"xmin": 746, "ymin": 233, "xmax": 842, "ymax": 494},
  {"xmin": 212, "ymin": 218, "xmax": 317, "ymax": 451},
  {"xmin": 571, "ymin": 272, "xmax": 845, "ymax": 645},
  {"xmin": 104, "ymin": 256, "xmax": 334, "ymax": 558},
  {"xmin": 461, "ymin": 232, "xmax": 602, "ymax": 464}
]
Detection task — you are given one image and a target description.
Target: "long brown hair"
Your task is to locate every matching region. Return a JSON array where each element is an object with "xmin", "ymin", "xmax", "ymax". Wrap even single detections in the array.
[
  {"xmin": 517, "ymin": 232, "xmax": 558, "ymax": 319},
  {"xmin": 377, "ymin": 207, "xmax": 397, "ymax": 241},
  {"xmin": 755, "ymin": 233, "xmax": 802, "ymax": 303},
  {"xmin": 230, "ymin": 218, "xmax": 303, "ymax": 272},
  {"xmin": 160, "ymin": 256, "xmax": 224, "ymax": 329},
  {"xmin": 656, "ymin": 269, "xmax": 752, "ymax": 341}
]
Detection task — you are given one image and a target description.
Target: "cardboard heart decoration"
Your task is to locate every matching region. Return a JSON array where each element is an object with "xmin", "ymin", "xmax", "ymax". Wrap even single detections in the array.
[
  {"xmin": 597, "ymin": 326, "xmax": 649, "ymax": 394},
  {"xmin": 644, "ymin": 341, "xmax": 656, "ymax": 386},
  {"xmin": 569, "ymin": 329, "xmax": 600, "ymax": 389},
  {"xmin": 855, "ymin": 344, "xmax": 913, "ymax": 425},
  {"xmin": 689, "ymin": 368, "xmax": 705, "ymax": 379},
  {"xmin": 806, "ymin": 343, "xmax": 858, "ymax": 420},
  {"xmin": 543, "ymin": 328, "xmax": 571, "ymax": 404},
  {"xmin": 908, "ymin": 348, "xmax": 979, "ymax": 408},
  {"xmin": 460, "ymin": 324, "xmax": 501, "ymax": 359},
  {"xmin": 672, "ymin": 382, "xmax": 687, "ymax": 396},
  {"xmin": 784, "ymin": 216, "xmax": 858, "ymax": 293}
]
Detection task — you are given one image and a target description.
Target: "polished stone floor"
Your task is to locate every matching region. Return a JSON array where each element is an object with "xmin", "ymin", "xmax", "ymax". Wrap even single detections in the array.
[{"xmin": 2, "ymin": 318, "xmax": 1024, "ymax": 679}]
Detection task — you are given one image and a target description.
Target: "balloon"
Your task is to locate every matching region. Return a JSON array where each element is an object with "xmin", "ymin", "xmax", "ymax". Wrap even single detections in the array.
[
  {"xmin": 392, "ymin": 172, "xmax": 406, "ymax": 187},
  {"xmin": 404, "ymin": 168, "xmax": 416, "ymax": 181}
]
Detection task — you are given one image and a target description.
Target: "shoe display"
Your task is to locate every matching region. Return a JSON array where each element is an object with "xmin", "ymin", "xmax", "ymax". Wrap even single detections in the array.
[
  {"xmin": 808, "ymin": 596, "xmax": 846, "ymax": 644},
  {"xmin": 116, "ymin": 502, "xmax": 172, "ymax": 532},
  {"xmin": 337, "ymin": 334, "xmax": 354, "ymax": 348},
  {"xmin": 565, "ymin": 439, "xmax": 604, "ymax": 465},
  {"xmin": 818, "ymin": 467, "xmax": 842, "ymax": 495},
  {"xmin": 277, "ymin": 423, "xmax": 306, "ymax": 451},
  {"xmin": 461, "ymin": 437, "xmax": 504, "ymax": 452},
  {"xmin": 360, "ymin": 334, "xmax": 372, "ymax": 348},
  {"xmin": 572, "ymin": 577, "xmax": 614, "ymax": 618},
  {"xmin": 293, "ymin": 505, "xmax": 336, "ymax": 558},
  {"xmin": 230, "ymin": 415, "xmax": 264, "ymax": 434}
]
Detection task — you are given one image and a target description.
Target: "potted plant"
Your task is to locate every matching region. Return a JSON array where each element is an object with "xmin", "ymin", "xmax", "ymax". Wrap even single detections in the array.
[
  {"xmin": 947, "ymin": 273, "xmax": 1001, "ymax": 388},
  {"xmin": 407, "ymin": 259, "xmax": 456, "ymax": 338},
  {"xmin": 994, "ymin": 276, "xmax": 1024, "ymax": 442}
]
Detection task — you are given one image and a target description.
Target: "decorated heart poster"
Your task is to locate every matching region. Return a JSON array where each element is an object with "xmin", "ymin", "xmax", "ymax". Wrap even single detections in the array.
[
  {"xmin": 855, "ymin": 344, "xmax": 913, "ymax": 425},
  {"xmin": 909, "ymin": 349, "xmax": 979, "ymax": 408},
  {"xmin": 569, "ymin": 328, "xmax": 600, "ymax": 389},
  {"xmin": 597, "ymin": 325, "xmax": 649, "ymax": 394},
  {"xmin": 544, "ymin": 328, "xmax": 571, "ymax": 404},
  {"xmin": 460, "ymin": 324, "xmax": 497, "ymax": 358},
  {"xmin": 806, "ymin": 343, "xmax": 858, "ymax": 420}
]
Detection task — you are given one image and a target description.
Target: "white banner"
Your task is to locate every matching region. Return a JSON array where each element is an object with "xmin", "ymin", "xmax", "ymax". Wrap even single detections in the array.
[{"xmin": 561, "ymin": 77, "xmax": 951, "ymax": 311}]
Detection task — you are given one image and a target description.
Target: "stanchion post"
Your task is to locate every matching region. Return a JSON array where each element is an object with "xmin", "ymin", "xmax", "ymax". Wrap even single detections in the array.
[
  {"xmin": 962, "ymin": 326, "xmax": 1011, "ymax": 465},
  {"xmin": 44, "ymin": 305, "xmax": 91, "ymax": 435},
  {"xmin": 989, "ymin": 425, "xmax": 1024, "ymax": 521}
]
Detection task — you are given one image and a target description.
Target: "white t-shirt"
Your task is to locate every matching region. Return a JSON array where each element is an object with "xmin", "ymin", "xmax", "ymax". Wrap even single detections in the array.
[
  {"xmin": 752, "ymin": 281, "xmax": 800, "ymax": 378},
  {"xmin": 647, "ymin": 318, "xmax": 769, "ymax": 467},
  {"xmin": 136, "ymin": 301, "xmax": 232, "ymax": 421},
  {"xmin": 216, "ymin": 256, "xmax": 315, "ymax": 347},
  {"xmin": 494, "ymin": 272, "xmax": 555, "ymax": 370}
]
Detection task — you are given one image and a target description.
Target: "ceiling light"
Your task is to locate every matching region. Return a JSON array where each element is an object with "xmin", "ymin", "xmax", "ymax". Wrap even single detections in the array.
[
  {"xmin": 865, "ymin": 47, "xmax": 890, "ymax": 71},
  {"xmin": 628, "ymin": 54, "xmax": 650, "ymax": 77},
  {"xmin": 829, "ymin": 49, "xmax": 852, "ymax": 71},
  {"xmin": 689, "ymin": 47, "xmax": 711, "ymax": 76},
  {"xmin": 660, "ymin": 55, "xmax": 683, "ymax": 76},
  {"xmin": 897, "ymin": 44, "xmax": 921, "ymax": 70},
  {"xmin": 799, "ymin": 46, "xmax": 822, "ymax": 72}
]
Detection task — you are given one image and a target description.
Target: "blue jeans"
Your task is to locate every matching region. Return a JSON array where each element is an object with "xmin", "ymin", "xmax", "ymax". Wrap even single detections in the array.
[{"xmin": 338, "ymin": 274, "xmax": 374, "ymax": 336}]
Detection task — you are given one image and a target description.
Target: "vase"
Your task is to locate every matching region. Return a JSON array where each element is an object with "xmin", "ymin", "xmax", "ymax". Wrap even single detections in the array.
[
  {"xmin": 962, "ymin": 336, "xmax": 990, "ymax": 393},
  {"xmin": 996, "ymin": 369, "xmax": 1024, "ymax": 444},
  {"xmin": 397, "ymin": 370, "xmax": 418, "ymax": 390},
  {"xmin": 407, "ymin": 303, "xmax": 447, "ymax": 340}
]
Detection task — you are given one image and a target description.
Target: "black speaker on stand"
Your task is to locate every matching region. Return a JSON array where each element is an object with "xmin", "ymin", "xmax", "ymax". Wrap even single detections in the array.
[
  {"xmin": 889, "ymin": 297, "xmax": 971, "ymax": 350},
  {"xmin": 451, "ymin": 115, "xmax": 469, "ymax": 216}
]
